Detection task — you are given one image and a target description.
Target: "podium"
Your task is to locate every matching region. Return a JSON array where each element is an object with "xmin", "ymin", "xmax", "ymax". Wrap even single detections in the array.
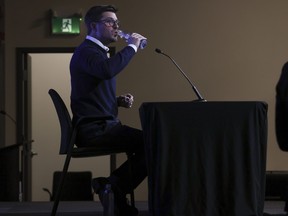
[
  {"xmin": 139, "ymin": 101, "xmax": 268, "ymax": 216},
  {"xmin": 0, "ymin": 143, "xmax": 21, "ymax": 201}
]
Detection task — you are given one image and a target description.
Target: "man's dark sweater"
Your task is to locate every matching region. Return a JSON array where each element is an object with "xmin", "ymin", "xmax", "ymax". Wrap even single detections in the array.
[{"xmin": 70, "ymin": 39, "xmax": 136, "ymax": 144}]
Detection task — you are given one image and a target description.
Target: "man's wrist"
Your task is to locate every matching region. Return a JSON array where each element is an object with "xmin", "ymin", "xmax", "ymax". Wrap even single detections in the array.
[{"xmin": 128, "ymin": 44, "xmax": 138, "ymax": 52}]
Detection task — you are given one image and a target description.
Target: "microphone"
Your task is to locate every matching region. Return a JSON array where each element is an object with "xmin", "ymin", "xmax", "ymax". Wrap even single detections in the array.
[
  {"xmin": 155, "ymin": 48, "xmax": 206, "ymax": 102},
  {"xmin": 0, "ymin": 110, "xmax": 17, "ymax": 125}
]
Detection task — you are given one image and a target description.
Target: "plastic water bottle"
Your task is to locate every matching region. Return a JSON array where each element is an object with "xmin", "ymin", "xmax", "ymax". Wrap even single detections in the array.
[
  {"xmin": 103, "ymin": 184, "xmax": 114, "ymax": 216},
  {"xmin": 118, "ymin": 30, "xmax": 147, "ymax": 49},
  {"xmin": 19, "ymin": 181, "xmax": 23, "ymax": 202}
]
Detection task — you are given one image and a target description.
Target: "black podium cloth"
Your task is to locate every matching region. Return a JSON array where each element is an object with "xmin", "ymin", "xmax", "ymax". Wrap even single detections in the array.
[
  {"xmin": 0, "ymin": 143, "xmax": 21, "ymax": 201},
  {"xmin": 139, "ymin": 101, "xmax": 268, "ymax": 216}
]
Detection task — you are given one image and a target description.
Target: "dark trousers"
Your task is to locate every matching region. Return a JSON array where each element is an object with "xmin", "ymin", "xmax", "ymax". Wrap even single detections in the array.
[{"xmin": 79, "ymin": 123, "xmax": 147, "ymax": 195}]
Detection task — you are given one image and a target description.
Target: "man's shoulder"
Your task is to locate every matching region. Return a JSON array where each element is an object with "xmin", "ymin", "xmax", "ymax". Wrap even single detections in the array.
[
  {"xmin": 73, "ymin": 40, "xmax": 104, "ymax": 56},
  {"xmin": 77, "ymin": 39, "xmax": 99, "ymax": 50}
]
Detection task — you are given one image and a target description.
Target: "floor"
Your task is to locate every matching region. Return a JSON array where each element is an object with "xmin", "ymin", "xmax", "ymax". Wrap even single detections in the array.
[
  {"xmin": 0, "ymin": 201, "xmax": 287, "ymax": 216},
  {"xmin": 264, "ymin": 201, "xmax": 287, "ymax": 215},
  {"xmin": 0, "ymin": 201, "xmax": 149, "ymax": 216}
]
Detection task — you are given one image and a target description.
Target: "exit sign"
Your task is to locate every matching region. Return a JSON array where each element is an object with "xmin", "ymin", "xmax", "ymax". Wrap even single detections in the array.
[{"xmin": 51, "ymin": 17, "xmax": 81, "ymax": 35}]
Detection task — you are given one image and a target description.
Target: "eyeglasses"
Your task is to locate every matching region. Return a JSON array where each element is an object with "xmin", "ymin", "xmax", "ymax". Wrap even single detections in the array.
[{"xmin": 99, "ymin": 18, "xmax": 120, "ymax": 27}]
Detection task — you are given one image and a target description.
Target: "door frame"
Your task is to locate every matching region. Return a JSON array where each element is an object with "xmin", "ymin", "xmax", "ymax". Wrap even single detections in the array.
[{"xmin": 16, "ymin": 47, "xmax": 76, "ymax": 201}]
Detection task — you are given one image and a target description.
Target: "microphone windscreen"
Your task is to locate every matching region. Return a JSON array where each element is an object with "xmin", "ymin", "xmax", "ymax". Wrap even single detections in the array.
[{"xmin": 155, "ymin": 48, "xmax": 162, "ymax": 54}]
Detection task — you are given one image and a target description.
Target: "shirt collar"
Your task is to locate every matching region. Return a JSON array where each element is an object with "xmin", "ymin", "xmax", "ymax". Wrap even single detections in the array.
[{"xmin": 86, "ymin": 35, "xmax": 110, "ymax": 52}]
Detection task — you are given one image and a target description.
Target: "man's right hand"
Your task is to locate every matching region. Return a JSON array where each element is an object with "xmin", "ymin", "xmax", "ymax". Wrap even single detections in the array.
[{"xmin": 127, "ymin": 33, "xmax": 147, "ymax": 49}]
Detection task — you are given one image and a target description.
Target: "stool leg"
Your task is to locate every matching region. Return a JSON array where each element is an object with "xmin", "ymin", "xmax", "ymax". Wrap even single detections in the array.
[
  {"xmin": 51, "ymin": 131, "xmax": 75, "ymax": 216},
  {"xmin": 127, "ymin": 153, "xmax": 135, "ymax": 207},
  {"xmin": 51, "ymin": 153, "xmax": 71, "ymax": 216},
  {"xmin": 130, "ymin": 189, "xmax": 135, "ymax": 207}
]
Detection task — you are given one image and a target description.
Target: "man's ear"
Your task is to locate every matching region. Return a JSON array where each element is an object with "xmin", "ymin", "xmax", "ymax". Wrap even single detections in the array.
[{"xmin": 90, "ymin": 22, "xmax": 98, "ymax": 32}]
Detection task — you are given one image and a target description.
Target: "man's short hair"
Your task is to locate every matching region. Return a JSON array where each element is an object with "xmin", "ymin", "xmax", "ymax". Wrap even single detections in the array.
[{"xmin": 85, "ymin": 5, "xmax": 118, "ymax": 27}]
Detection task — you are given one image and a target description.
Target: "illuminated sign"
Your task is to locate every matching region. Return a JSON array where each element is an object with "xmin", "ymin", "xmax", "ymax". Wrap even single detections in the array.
[{"xmin": 51, "ymin": 17, "xmax": 81, "ymax": 35}]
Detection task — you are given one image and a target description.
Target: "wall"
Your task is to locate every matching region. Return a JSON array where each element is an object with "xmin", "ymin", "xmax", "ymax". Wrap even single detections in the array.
[{"xmin": 4, "ymin": 0, "xmax": 288, "ymax": 200}]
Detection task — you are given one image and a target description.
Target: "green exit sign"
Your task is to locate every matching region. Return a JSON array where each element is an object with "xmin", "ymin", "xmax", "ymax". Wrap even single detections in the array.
[{"xmin": 51, "ymin": 17, "xmax": 81, "ymax": 35}]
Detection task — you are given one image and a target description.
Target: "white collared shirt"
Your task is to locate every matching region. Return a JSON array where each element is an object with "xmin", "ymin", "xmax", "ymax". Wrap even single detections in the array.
[{"xmin": 86, "ymin": 35, "xmax": 109, "ymax": 52}]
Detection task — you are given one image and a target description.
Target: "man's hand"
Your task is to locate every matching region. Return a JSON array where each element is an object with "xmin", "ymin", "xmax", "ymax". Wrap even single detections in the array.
[
  {"xmin": 127, "ymin": 33, "xmax": 147, "ymax": 49},
  {"xmin": 117, "ymin": 93, "xmax": 134, "ymax": 108}
]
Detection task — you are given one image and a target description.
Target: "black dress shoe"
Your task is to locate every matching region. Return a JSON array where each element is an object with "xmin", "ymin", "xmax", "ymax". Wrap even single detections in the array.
[
  {"xmin": 118, "ymin": 203, "xmax": 138, "ymax": 216},
  {"xmin": 92, "ymin": 177, "xmax": 109, "ymax": 194},
  {"xmin": 91, "ymin": 177, "xmax": 110, "ymax": 203},
  {"xmin": 114, "ymin": 192, "xmax": 138, "ymax": 216},
  {"xmin": 92, "ymin": 177, "xmax": 138, "ymax": 216}
]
